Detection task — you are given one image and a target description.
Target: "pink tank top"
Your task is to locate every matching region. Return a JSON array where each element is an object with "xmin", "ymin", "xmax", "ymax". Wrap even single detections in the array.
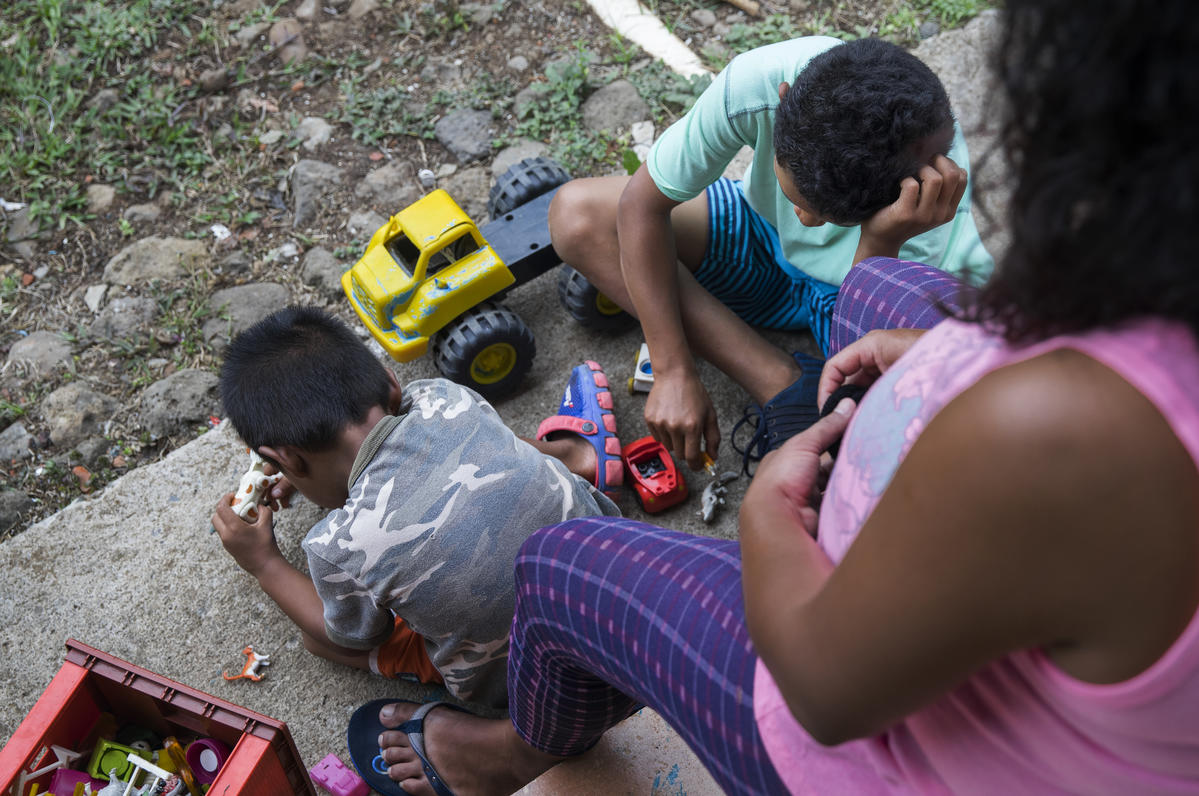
[{"xmin": 755, "ymin": 318, "xmax": 1199, "ymax": 795}]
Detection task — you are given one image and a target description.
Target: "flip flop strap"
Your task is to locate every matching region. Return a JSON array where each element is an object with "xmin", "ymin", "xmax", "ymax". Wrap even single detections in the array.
[{"xmin": 397, "ymin": 702, "xmax": 459, "ymax": 796}]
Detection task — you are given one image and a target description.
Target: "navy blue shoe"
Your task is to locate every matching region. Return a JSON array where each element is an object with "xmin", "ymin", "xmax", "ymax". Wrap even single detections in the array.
[{"xmin": 731, "ymin": 352, "xmax": 824, "ymax": 475}]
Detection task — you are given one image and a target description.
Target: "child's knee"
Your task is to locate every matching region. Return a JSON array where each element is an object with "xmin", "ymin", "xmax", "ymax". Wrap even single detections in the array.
[
  {"xmin": 549, "ymin": 181, "xmax": 615, "ymax": 253},
  {"xmin": 548, "ymin": 183, "xmax": 589, "ymax": 246},
  {"xmin": 301, "ymin": 630, "xmax": 330, "ymax": 657}
]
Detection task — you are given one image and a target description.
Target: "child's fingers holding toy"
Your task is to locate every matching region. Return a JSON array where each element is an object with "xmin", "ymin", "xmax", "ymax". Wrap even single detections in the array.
[
  {"xmin": 266, "ymin": 475, "xmax": 295, "ymax": 511},
  {"xmin": 212, "ymin": 493, "xmax": 283, "ymax": 577}
]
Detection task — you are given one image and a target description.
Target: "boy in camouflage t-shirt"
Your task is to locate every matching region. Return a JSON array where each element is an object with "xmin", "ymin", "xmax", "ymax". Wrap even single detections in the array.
[{"xmin": 212, "ymin": 307, "xmax": 619, "ymax": 708}]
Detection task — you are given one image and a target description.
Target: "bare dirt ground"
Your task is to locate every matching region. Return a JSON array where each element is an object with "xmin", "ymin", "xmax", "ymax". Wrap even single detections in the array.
[{"xmin": 0, "ymin": 0, "xmax": 987, "ymax": 534}]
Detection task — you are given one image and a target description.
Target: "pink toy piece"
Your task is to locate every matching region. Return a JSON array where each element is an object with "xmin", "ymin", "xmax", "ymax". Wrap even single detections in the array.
[
  {"xmin": 309, "ymin": 753, "xmax": 369, "ymax": 796},
  {"xmin": 48, "ymin": 768, "xmax": 106, "ymax": 796},
  {"xmin": 184, "ymin": 737, "xmax": 231, "ymax": 784}
]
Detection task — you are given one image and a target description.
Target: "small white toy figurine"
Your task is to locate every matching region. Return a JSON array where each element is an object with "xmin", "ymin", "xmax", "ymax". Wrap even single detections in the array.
[
  {"xmin": 223, "ymin": 645, "xmax": 271, "ymax": 682},
  {"xmin": 699, "ymin": 472, "xmax": 739, "ymax": 524},
  {"xmin": 229, "ymin": 449, "xmax": 282, "ymax": 522}
]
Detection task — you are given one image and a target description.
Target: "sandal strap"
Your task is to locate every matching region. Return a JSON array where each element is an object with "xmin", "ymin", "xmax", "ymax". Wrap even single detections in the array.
[{"xmin": 535, "ymin": 414, "xmax": 599, "ymax": 439}]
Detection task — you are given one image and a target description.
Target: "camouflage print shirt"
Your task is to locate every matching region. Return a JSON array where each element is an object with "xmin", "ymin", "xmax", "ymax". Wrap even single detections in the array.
[{"xmin": 302, "ymin": 378, "xmax": 620, "ymax": 708}]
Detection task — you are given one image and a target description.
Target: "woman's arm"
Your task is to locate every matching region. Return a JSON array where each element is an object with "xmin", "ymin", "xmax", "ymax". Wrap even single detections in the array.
[{"xmin": 742, "ymin": 348, "xmax": 1199, "ymax": 745}]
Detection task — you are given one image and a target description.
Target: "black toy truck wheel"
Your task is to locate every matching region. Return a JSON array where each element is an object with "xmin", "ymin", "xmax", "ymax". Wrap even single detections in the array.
[
  {"xmin": 488, "ymin": 156, "xmax": 572, "ymax": 217},
  {"xmin": 432, "ymin": 302, "xmax": 536, "ymax": 401},
  {"xmin": 558, "ymin": 265, "xmax": 638, "ymax": 332}
]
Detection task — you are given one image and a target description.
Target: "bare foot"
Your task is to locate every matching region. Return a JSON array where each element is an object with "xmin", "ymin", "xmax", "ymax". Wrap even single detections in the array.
[
  {"xmin": 377, "ymin": 702, "xmax": 564, "ymax": 796},
  {"xmin": 535, "ymin": 432, "xmax": 598, "ymax": 486}
]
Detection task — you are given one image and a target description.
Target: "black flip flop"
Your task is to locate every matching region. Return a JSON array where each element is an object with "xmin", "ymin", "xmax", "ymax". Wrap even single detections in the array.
[{"xmin": 346, "ymin": 698, "xmax": 468, "ymax": 796}]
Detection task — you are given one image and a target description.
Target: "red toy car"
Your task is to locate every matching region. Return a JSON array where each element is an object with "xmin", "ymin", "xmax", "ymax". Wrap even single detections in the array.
[{"xmin": 621, "ymin": 436, "xmax": 688, "ymax": 513}]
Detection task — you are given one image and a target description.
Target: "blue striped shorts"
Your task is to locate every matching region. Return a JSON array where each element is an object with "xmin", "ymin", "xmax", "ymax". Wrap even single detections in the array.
[{"xmin": 695, "ymin": 178, "xmax": 840, "ymax": 355}]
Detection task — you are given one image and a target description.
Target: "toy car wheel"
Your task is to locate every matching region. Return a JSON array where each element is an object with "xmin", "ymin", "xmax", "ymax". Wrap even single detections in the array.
[
  {"xmin": 488, "ymin": 156, "xmax": 572, "ymax": 217},
  {"xmin": 432, "ymin": 302, "xmax": 536, "ymax": 400},
  {"xmin": 558, "ymin": 265, "xmax": 637, "ymax": 332}
]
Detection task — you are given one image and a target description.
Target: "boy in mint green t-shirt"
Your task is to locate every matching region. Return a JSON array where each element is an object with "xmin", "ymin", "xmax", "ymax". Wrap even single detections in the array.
[{"xmin": 548, "ymin": 36, "xmax": 993, "ymax": 474}]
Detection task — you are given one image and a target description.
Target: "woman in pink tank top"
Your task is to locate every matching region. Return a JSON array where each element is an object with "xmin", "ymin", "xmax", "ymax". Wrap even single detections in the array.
[{"xmin": 368, "ymin": 1, "xmax": 1199, "ymax": 793}]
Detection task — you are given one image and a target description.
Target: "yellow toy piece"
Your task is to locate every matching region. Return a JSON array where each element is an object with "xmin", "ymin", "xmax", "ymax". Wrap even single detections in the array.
[{"xmin": 343, "ymin": 190, "xmax": 515, "ymax": 362}]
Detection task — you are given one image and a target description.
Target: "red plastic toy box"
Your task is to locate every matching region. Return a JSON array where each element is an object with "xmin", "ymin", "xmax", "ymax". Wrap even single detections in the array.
[{"xmin": 0, "ymin": 639, "xmax": 315, "ymax": 795}]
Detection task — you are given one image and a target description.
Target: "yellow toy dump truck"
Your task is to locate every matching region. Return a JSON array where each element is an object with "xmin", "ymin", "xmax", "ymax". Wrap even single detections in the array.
[{"xmin": 343, "ymin": 157, "xmax": 634, "ymax": 400}]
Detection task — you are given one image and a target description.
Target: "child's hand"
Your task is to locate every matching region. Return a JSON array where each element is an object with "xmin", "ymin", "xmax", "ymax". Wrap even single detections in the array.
[
  {"xmin": 212, "ymin": 493, "xmax": 283, "ymax": 577},
  {"xmin": 645, "ymin": 369, "xmax": 721, "ymax": 471},
  {"xmin": 818, "ymin": 329, "xmax": 925, "ymax": 407},
  {"xmin": 260, "ymin": 461, "xmax": 295, "ymax": 511},
  {"xmin": 855, "ymin": 155, "xmax": 968, "ymax": 261}
]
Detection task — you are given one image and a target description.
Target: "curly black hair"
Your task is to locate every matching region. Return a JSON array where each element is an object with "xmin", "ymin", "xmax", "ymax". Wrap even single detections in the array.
[
  {"xmin": 970, "ymin": 0, "xmax": 1199, "ymax": 341},
  {"xmin": 220, "ymin": 306, "xmax": 392, "ymax": 452},
  {"xmin": 774, "ymin": 38, "xmax": 954, "ymax": 225}
]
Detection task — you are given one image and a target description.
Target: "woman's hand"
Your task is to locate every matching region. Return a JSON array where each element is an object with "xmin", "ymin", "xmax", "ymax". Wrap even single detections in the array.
[
  {"xmin": 743, "ymin": 397, "xmax": 856, "ymax": 538},
  {"xmin": 818, "ymin": 329, "xmax": 926, "ymax": 407}
]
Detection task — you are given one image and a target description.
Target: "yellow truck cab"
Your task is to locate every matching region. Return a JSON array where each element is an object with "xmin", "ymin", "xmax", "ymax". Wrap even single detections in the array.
[{"xmin": 343, "ymin": 189, "xmax": 514, "ymax": 363}]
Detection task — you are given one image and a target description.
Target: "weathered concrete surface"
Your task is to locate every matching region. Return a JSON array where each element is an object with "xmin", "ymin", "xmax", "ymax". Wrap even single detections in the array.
[{"xmin": 0, "ymin": 12, "xmax": 1003, "ymax": 794}]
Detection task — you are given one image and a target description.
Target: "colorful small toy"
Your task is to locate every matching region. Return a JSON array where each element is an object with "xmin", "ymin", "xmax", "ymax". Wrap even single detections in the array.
[
  {"xmin": 229, "ymin": 449, "xmax": 282, "ymax": 522},
  {"xmin": 621, "ymin": 436, "xmax": 688, "ymax": 513},
  {"xmin": 627, "ymin": 342, "xmax": 654, "ymax": 395},
  {"xmin": 93, "ymin": 770, "xmax": 126, "ymax": 796},
  {"xmin": 46, "ymin": 768, "xmax": 103, "ymax": 796},
  {"xmin": 161, "ymin": 738, "xmax": 201, "ymax": 796},
  {"xmin": 121, "ymin": 753, "xmax": 173, "ymax": 796},
  {"xmin": 16, "ymin": 745, "xmax": 80, "ymax": 796},
  {"xmin": 86, "ymin": 741, "xmax": 143, "ymax": 782},
  {"xmin": 222, "ymin": 645, "xmax": 270, "ymax": 682},
  {"xmin": 309, "ymin": 753, "xmax": 369, "ymax": 796},
  {"xmin": 183, "ymin": 739, "xmax": 229, "ymax": 784}
]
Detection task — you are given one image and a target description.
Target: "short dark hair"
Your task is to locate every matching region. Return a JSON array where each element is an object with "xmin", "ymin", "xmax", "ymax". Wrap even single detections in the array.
[
  {"xmin": 774, "ymin": 38, "xmax": 953, "ymax": 224},
  {"xmin": 220, "ymin": 306, "xmax": 392, "ymax": 452},
  {"xmin": 967, "ymin": 0, "xmax": 1199, "ymax": 341}
]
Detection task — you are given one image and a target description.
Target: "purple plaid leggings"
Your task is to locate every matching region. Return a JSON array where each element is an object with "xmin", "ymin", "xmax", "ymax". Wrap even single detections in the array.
[
  {"xmin": 827, "ymin": 256, "xmax": 974, "ymax": 355},
  {"xmin": 508, "ymin": 517, "xmax": 785, "ymax": 794},
  {"xmin": 506, "ymin": 257, "xmax": 968, "ymax": 793}
]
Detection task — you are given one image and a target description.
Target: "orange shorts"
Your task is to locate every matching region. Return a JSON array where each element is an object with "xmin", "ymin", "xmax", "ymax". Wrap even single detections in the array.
[{"xmin": 368, "ymin": 616, "xmax": 443, "ymax": 685}]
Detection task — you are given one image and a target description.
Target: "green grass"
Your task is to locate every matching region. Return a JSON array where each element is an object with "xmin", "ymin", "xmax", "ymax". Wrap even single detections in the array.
[
  {"xmin": 332, "ymin": 46, "xmax": 479, "ymax": 146},
  {"xmin": 510, "ymin": 45, "xmax": 616, "ymax": 173},
  {"xmin": 880, "ymin": 0, "xmax": 993, "ymax": 44},
  {"xmin": 0, "ymin": 0, "xmax": 213, "ymax": 229}
]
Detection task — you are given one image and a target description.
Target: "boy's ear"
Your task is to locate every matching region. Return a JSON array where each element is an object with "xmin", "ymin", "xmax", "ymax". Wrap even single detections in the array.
[
  {"xmin": 777, "ymin": 81, "xmax": 791, "ymax": 102},
  {"xmin": 257, "ymin": 445, "xmax": 307, "ymax": 478},
  {"xmin": 385, "ymin": 370, "xmax": 403, "ymax": 415}
]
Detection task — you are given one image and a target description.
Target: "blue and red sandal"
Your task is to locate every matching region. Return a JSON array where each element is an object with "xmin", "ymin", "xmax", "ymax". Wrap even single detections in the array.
[{"xmin": 536, "ymin": 360, "xmax": 623, "ymax": 500}]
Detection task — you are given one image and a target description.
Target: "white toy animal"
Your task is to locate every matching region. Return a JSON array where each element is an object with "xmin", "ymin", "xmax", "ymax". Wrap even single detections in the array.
[{"xmin": 229, "ymin": 449, "xmax": 282, "ymax": 522}]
